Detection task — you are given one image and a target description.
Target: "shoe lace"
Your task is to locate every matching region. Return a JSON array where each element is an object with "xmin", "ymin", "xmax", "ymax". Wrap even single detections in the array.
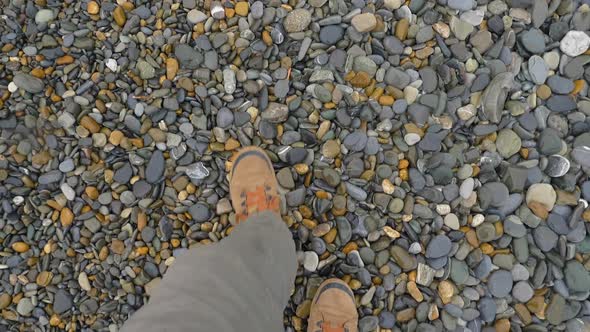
[{"xmin": 235, "ymin": 185, "xmax": 279, "ymax": 223}]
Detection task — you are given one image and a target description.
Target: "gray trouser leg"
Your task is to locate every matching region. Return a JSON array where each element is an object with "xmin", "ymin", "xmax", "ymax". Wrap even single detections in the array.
[{"xmin": 121, "ymin": 211, "xmax": 297, "ymax": 332}]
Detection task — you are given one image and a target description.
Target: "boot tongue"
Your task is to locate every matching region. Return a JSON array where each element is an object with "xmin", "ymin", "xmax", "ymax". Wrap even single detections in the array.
[{"xmin": 322, "ymin": 322, "xmax": 345, "ymax": 332}]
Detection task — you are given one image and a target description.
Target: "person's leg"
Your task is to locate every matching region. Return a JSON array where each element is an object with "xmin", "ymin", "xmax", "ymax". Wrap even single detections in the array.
[
  {"xmin": 121, "ymin": 211, "xmax": 296, "ymax": 332},
  {"xmin": 122, "ymin": 147, "xmax": 296, "ymax": 331}
]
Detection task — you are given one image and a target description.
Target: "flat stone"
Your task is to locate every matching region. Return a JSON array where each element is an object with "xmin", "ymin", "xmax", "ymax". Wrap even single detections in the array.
[
  {"xmin": 496, "ymin": 129, "xmax": 521, "ymax": 158},
  {"xmin": 284, "ymin": 9, "xmax": 312, "ymax": 33},
  {"xmin": 512, "ymin": 281, "xmax": 534, "ymax": 302},
  {"xmin": 53, "ymin": 289, "xmax": 73, "ymax": 314},
  {"xmin": 426, "ymin": 235, "xmax": 452, "ymax": 259},
  {"xmin": 478, "ymin": 182, "xmax": 509, "ymax": 209},
  {"xmin": 145, "ymin": 150, "xmax": 165, "ymax": 184},
  {"xmin": 13, "ymin": 72, "xmax": 45, "ymax": 93},
  {"xmin": 478, "ymin": 297, "xmax": 496, "ymax": 323},
  {"xmin": 35, "ymin": 9, "xmax": 55, "ymax": 24},
  {"xmin": 343, "ymin": 131, "xmax": 368, "ymax": 152},
  {"xmin": 546, "ymin": 95, "xmax": 577, "ymax": 113},
  {"xmin": 476, "ymin": 223, "xmax": 496, "ymax": 242},
  {"xmin": 379, "ymin": 311, "xmax": 396, "ymax": 329},
  {"xmin": 353, "ymin": 56, "xmax": 377, "ymax": 77},
  {"xmin": 526, "ymin": 183, "xmax": 556, "ymax": 211},
  {"xmin": 448, "ymin": 0, "xmax": 474, "ymax": 11},
  {"xmin": 564, "ymin": 260, "xmax": 590, "ymax": 293},
  {"xmin": 487, "ymin": 270, "xmax": 513, "ymax": 298},
  {"xmin": 538, "ymin": 129, "xmax": 563, "ymax": 155},
  {"xmin": 383, "ymin": 36, "xmax": 404, "ymax": 55},
  {"xmin": 16, "ymin": 298, "xmax": 34, "ymax": 316},
  {"xmin": 503, "ymin": 216, "xmax": 527, "ymax": 238},
  {"xmin": 303, "ymin": 251, "xmax": 319, "ymax": 271},
  {"xmin": 546, "ymin": 76, "xmax": 574, "ymax": 94},
  {"xmin": 359, "ymin": 316, "xmax": 379, "ymax": 332},
  {"xmin": 114, "ymin": 163, "xmax": 133, "ymax": 184},
  {"xmin": 450, "ymin": 17, "xmax": 474, "ymax": 41},
  {"xmin": 136, "ymin": 60, "xmax": 155, "ymax": 79},
  {"xmin": 286, "ymin": 188, "xmax": 306, "ymax": 206},
  {"xmin": 187, "ymin": 9, "xmax": 207, "ymax": 24},
  {"xmin": 319, "ymin": 25, "xmax": 344, "ymax": 45},
  {"xmin": 390, "ymin": 245, "xmax": 417, "ymax": 271},
  {"xmin": 533, "ymin": 226, "xmax": 558, "ymax": 252},
  {"xmin": 520, "ymin": 28, "xmax": 546, "ymax": 54},
  {"xmin": 528, "ymin": 56, "xmax": 548, "ymax": 84},
  {"xmin": 174, "ymin": 44, "xmax": 203, "ymax": 69},
  {"xmin": 351, "ymin": 13, "xmax": 377, "ymax": 33},
  {"xmin": 39, "ymin": 170, "xmax": 62, "ymax": 185},
  {"xmin": 572, "ymin": 146, "xmax": 590, "ymax": 167},
  {"xmin": 546, "ymin": 294, "xmax": 567, "ymax": 325},
  {"xmin": 384, "ymin": 67, "xmax": 410, "ymax": 89},
  {"xmin": 189, "ymin": 202, "xmax": 210, "ymax": 222},
  {"xmin": 450, "ymin": 259, "xmax": 469, "ymax": 285},
  {"xmin": 470, "ymin": 30, "xmax": 493, "ymax": 53},
  {"xmin": 262, "ymin": 102, "xmax": 289, "ymax": 123}
]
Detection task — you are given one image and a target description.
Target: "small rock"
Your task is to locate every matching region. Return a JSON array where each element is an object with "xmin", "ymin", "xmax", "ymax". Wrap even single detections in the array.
[
  {"xmin": 560, "ymin": 31, "xmax": 590, "ymax": 57},
  {"xmin": 187, "ymin": 9, "xmax": 207, "ymax": 24},
  {"xmin": 53, "ymin": 289, "xmax": 73, "ymax": 314},
  {"xmin": 303, "ymin": 251, "xmax": 319, "ymax": 272},
  {"xmin": 13, "ymin": 73, "xmax": 45, "ymax": 93},
  {"xmin": 351, "ymin": 13, "xmax": 377, "ymax": 33},
  {"xmin": 284, "ymin": 9, "xmax": 312, "ymax": 33},
  {"xmin": 487, "ymin": 270, "xmax": 513, "ymax": 298},
  {"xmin": 35, "ymin": 9, "xmax": 55, "ymax": 24},
  {"xmin": 496, "ymin": 129, "xmax": 522, "ymax": 158}
]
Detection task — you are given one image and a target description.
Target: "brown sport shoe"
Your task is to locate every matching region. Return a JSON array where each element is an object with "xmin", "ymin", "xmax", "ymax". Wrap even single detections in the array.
[
  {"xmin": 229, "ymin": 146, "xmax": 280, "ymax": 224},
  {"xmin": 308, "ymin": 278, "xmax": 358, "ymax": 332}
]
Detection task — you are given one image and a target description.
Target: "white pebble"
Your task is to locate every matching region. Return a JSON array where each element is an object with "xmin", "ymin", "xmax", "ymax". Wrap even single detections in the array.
[
  {"xmin": 444, "ymin": 213, "xmax": 460, "ymax": 230},
  {"xmin": 543, "ymin": 51, "xmax": 560, "ymax": 70},
  {"xmin": 465, "ymin": 58, "xmax": 478, "ymax": 72},
  {"xmin": 61, "ymin": 183, "xmax": 76, "ymax": 201},
  {"xmin": 436, "ymin": 204, "xmax": 451, "ymax": 215},
  {"xmin": 210, "ymin": 3, "xmax": 225, "ymax": 19},
  {"xmin": 8, "ymin": 82, "xmax": 18, "ymax": 93},
  {"xmin": 35, "ymin": 9, "xmax": 55, "ymax": 24},
  {"xmin": 408, "ymin": 242, "xmax": 422, "ymax": 254},
  {"xmin": 106, "ymin": 59, "xmax": 118, "ymax": 72},
  {"xmin": 457, "ymin": 104, "xmax": 477, "ymax": 120},
  {"xmin": 303, "ymin": 251, "xmax": 319, "ymax": 272},
  {"xmin": 560, "ymin": 31, "xmax": 590, "ymax": 57},
  {"xmin": 404, "ymin": 133, "xmax": 421, "ymax": 146},
  {"xmin": 460, "ymin": 178, "xmax": 475, "ymax": 199},
  {"xmin": 472, "ymin": 214, "xmax": 485, "ymax": 227},
  {"xmin": 62, "ymin": 90, "xmax": 76, "ymax": 98},
  {"xmin": 78, "ymin": 272, "xmax": 91, "ymax": 291},
  {"xmin": 187, "ymin": 9, "xmax": 208, "ymax": 24},
  {"xmin": 404, "ymin": 86, "xmax": 419, "ymax": 104},
  {"xmin": 12, "ymin": 196, "xmax": 24, "ymax": 205},
  {"xmin": 383, "ymin": 0, "xmax": 402, "ymax": 10}
]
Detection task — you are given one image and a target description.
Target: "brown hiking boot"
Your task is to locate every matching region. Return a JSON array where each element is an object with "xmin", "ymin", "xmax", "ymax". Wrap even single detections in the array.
[
  {"xmin": 229, "ymin": 146, "xmax": 280, "ymax": 224},
  {"xmin": 308, "ymin": 278, "xmax": 358, "ymax": 332}
]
